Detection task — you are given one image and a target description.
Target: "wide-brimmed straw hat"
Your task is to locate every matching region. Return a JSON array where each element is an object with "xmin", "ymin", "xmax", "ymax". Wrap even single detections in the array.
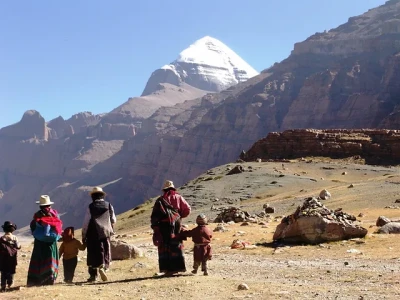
[
  {"xmin": 162, "ymin": 180, "xmax": 175, "ymax": 190},
  {"xmin": 2, "ymin": 221, "xmax": 17, "ymax": 231},
  {"xmin": 89, "ymin": 186, "xmax": 106, "ymax": 196},
  {"xmin": 36, "ymin": 195, "xmax": 54, "ymax": 206}
]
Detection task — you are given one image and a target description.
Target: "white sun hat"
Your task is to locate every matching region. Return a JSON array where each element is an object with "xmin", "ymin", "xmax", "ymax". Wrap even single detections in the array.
[
  {"xmin": 36, "ymin": 195, "xmax": 54, "ymax": 206},
  {"xmin": 162, "ymin": 180, "xmax": 175, "ymax": 190},
  {"xmin": 89, "ymin": 186, "xmax": 106, "ymax": 196}
]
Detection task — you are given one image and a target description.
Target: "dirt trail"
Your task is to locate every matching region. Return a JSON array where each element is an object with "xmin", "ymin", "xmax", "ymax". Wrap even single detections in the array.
[{"xmin": 3, "ymin": 160, "xmax": 400, "ymax": 299}]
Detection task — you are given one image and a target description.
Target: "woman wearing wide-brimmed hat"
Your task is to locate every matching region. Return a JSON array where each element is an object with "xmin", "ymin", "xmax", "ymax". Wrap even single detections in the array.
[
  {"xmin": 27, "ymin": 195, "xmax": 63, "ymax": 286},
  {"xmin": 82, "ymin": 186, "xmax": 116, "ymax": 282},
  {"xmin": 151, "ymin": 180, "xmax": 191, "ymax": 276}
]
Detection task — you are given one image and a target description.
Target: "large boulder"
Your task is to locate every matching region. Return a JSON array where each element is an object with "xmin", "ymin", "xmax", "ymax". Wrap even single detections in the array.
[
  {"xmin": 273, "ymin": 197, "xmax": 367, "ymax": 244},
  {"xmin": 377, "ymin": 222, "xmax": 400, "ymax": 234},
  {"xmin": 110, "ymin": 240, "xmax": 143, "ymax": 260}
]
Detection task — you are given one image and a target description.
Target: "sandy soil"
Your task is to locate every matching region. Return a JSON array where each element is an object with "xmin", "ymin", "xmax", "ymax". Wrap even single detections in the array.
[{"xmin": 3, "ymin": 159, "xmax": 400, "ymax": 299}]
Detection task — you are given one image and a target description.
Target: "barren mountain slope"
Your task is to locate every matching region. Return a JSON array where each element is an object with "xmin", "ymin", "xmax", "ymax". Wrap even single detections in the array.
[{"xmin": 5, "ymin": 158, "xmax": 400, "ymax": 300}]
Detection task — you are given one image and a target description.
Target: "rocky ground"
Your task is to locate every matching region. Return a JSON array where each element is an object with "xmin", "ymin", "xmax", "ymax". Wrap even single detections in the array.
[{"xmin": 3, "ymin": 158, "xmax": 400, "ymax": 299}]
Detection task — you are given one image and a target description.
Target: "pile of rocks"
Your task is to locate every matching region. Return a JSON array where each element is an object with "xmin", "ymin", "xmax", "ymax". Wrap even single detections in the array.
[
  {"xmin": 285, "ymin": 197, "xmax": 356, "ymax": 223},
  {"xmin": 214, "ymin": 207, "xmax": 252, "ymax": 223},
  {"xmin": 273, "ymin": 197, "xmax": 367, "ymax": 244}
]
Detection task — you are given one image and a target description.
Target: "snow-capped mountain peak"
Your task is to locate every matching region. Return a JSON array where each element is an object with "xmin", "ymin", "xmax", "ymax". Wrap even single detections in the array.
[{"xmin": 142, "ymin": 36, "xmax": 259, "ymax": 96}]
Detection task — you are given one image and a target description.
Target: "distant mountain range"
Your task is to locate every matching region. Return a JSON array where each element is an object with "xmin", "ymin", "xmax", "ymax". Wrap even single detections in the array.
[{"xmin": 2, "ymin": 0, "xmax": 400, "ymax": 229}]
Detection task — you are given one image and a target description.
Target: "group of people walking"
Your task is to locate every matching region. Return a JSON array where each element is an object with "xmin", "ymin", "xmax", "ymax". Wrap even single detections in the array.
[
  {"xmin": 0, "ymin": 180, "xmax": 212, "ymax": 292},
  {"xmin": 0, "ymin": 186, "xmax": 115, "ymax": 291}
]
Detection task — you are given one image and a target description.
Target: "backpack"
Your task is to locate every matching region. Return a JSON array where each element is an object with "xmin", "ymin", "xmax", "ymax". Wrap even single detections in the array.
[{"xmin": 0, "ymin": 237, "xmax": 17, "ymax": 257}]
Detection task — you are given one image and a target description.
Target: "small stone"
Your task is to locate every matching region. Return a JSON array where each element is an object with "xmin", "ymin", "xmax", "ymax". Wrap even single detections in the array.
[
  {"xmin": 238, "ymin": 283, "xmax": 250, "ymax": 290},
  {"xmin": 347, "ymin": 248, "xmax": 361, "ymax": 254},
  {"xmin": 348, "ymin": 184, "xmax": 354, "ymax": 188},
  {"xmin": 319, "ymin": 189, "xmax": 331, "ymax": 200},
  {"xmin": 263, "ymin": 203, "xmax": 275, "ymax": 213},
  {"xmin": 342, "ymin": 172, "xmax": 348, "ymax": 175},
  {"xmin": 358, "ymin": 213, "xmax": 364, "ymax": 217},
  {"xmin": 213, "ymin": 224, "xmax": 226, "ymax": 232},
  {"xmin": 376, "ymin": 216, "xmax": 391, "ymax": 227},
  {"xmin": 344, "ymin": 262, "xmax": 349, "ymax": 266}
]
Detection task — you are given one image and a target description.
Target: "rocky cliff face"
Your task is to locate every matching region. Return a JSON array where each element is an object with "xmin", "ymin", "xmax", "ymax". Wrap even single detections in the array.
[
  {"xmin": 292, "ymin": 0, "xmax": 400, "ymax": 56},
  {"xmin": 3, "ymin": 1, "xmax": 400, "ymax": 229},
  {"xmin": 0, "ymin": 110, "xmax": 49, "ymax": 140},
  {"xmin": 243, "ymin": 129, "xmax": 400, "ymax": 165},
  {"xmin": 117, "ymin": 0, "xmax": 400, "ymax": 199},
  {"xmin": 47, "ymin": 112, "xmax": 102, "ymax": 139}
]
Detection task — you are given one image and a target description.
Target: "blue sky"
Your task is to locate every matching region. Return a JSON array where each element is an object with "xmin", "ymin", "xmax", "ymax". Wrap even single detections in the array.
[{"xmin": 0, "ymin": 0, "xmax": 386, "ymax": 128}]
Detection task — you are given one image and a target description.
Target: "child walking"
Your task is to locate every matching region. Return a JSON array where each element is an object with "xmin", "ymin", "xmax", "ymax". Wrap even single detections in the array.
[
  {"xmin": 0, "ymin": 221, "xmax": 21, "ymax": 292},
  {"xmin": 182, "ymin": 214, "xmax": 212, "ymax": 276},
  {"xmin": 59, "ymin": 227, "xmax": 86, "ymax": 283}
]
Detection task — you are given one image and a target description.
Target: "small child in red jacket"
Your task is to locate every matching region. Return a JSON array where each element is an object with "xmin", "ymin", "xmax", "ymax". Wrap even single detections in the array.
[{"xmin": 181, "ymin": 214, "xmax": 212, "ymax": 276}]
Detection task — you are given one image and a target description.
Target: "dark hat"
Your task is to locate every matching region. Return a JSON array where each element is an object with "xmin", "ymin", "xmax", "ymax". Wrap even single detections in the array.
[{"xmin": 2, "ymin": 221, "xmax": 17, "ymax": 231}]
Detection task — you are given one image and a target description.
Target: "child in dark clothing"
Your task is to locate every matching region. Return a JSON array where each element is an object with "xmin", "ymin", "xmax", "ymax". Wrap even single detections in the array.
[
  {"xmin": 0, "ymin": 221, "xmax": 21, "ymax": 292},
  {"xmin": 181, "ymin": 214, "xmax": 212, "ymax": 276},
  {"xmin": 59, "ymin": 227, "xmax": 86, "ymax": 283}
]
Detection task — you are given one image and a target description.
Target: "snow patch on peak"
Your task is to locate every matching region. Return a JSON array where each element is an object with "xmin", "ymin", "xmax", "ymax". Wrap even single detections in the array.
[
  {"xmin": 176, "ymin": 36, "xmax": 258, "ymax": 78},
  {"xmin": 141, "ymin": 36, "xmax": 259, "ymax": 96}
]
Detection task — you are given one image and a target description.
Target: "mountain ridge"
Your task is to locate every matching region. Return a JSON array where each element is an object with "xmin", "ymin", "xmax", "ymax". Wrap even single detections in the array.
[
  {"xmin": 141, "ymin": 36, "xmax": 259, "ymax": 96},
  {"xmin": 2, "ymin": 1, "xmax": 400, "ymax": 229}
]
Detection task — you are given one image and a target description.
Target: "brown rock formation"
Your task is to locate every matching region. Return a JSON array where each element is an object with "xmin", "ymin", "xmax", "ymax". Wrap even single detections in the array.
[
  {"xmin": 273, "ymin": 197, "xmax": 367, "ymax": 244},
  {"xmin": 243, "ymin": 129, "xmax": 400, "ymax": 164},
  {"xmin": 112, "ymin": 83, "xmax": 208, "ymax": 119},
  {"xmin": 0, "ymin": 110, "xmax": 48, "ymax": 140},
  {"xmin": 47, "ymin": 112, "xmax": 101, "ymax": 138}
]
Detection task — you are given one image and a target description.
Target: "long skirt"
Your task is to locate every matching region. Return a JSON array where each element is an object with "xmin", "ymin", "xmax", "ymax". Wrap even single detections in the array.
[
  {"xmin": 157, "ymin": 239, "xmax": 186, "ymax": 273},
  {"xmin": 27, "ymin": 239, "xmax": 59, "ymax": 286},
  {"xmin": 86, "ymin": 238, "xmax": 111, "ymax": 269}
]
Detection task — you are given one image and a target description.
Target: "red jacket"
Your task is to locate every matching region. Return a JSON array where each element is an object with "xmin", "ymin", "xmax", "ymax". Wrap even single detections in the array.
[{"xmin": 182, "ymin": 225, "xmax": 212, "ymax": 244}]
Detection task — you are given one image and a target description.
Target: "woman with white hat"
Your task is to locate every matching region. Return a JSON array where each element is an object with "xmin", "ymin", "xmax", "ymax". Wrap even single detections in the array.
[
  {"xmin": 82, "ymin": 186, "xmax": 116, "ymax": 282},
  {"xmin": 27, "ymin": 195, "xmax": 63, "ymax": 286},
  {"xmin": 150, "ymin": 180, "xmax": 191, "ymax": 276}
]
